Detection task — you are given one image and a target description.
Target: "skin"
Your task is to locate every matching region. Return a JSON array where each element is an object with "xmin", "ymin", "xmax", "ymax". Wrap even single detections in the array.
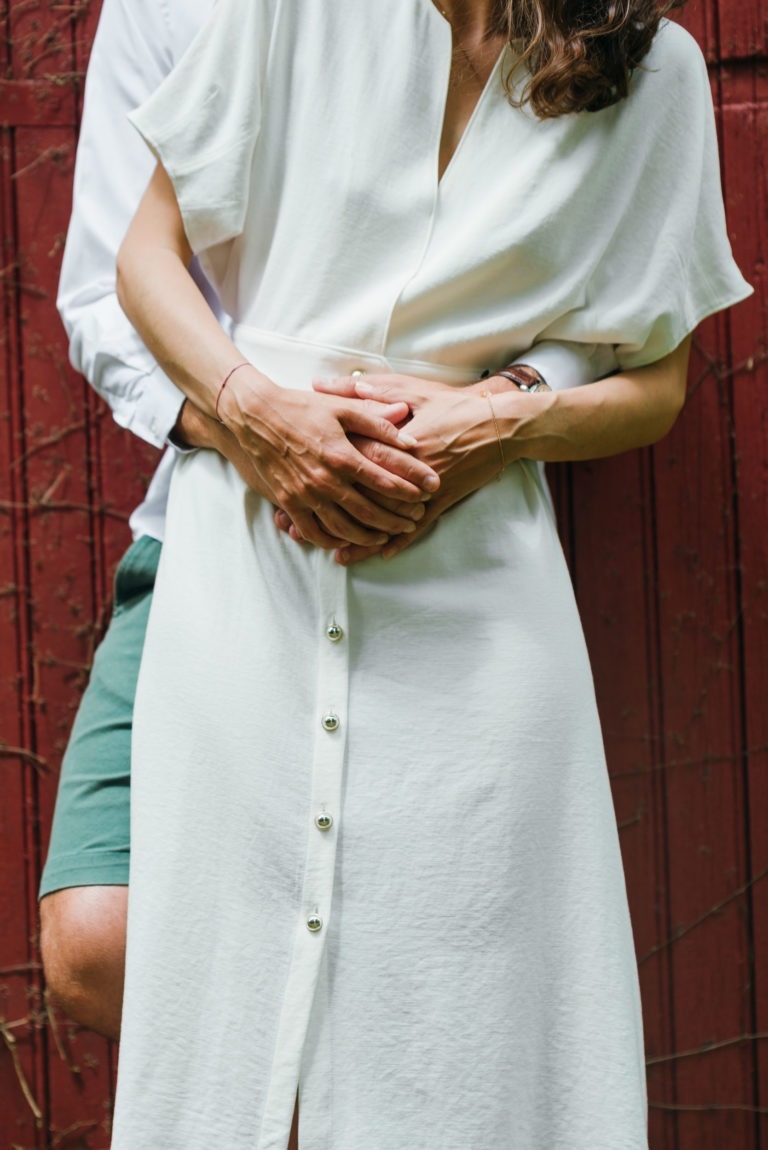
[
  {"xmin": 309, "ymin": 342, "xmax": 690, "ymax": 565},
  {"xmin": 42, "ymin": 0, "xmax": 689, "ymax": 1085}
]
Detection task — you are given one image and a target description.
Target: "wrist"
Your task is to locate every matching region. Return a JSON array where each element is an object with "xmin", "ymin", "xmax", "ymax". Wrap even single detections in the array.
[
  {"xmin": 170, "ymin": 399, "xmax": 226, "ymax": 451},
  {"xmin": 217, "ymin": 365, "xmax": 277, "ymax": 432},
  {"xmin": 472, "ymin": 364, "xmax": 551, "ymax": 398},
  {"xmin": 494, "ymin": 365, "xmax": 551, "ymax": 394},
  {"xmin": 495, "ymin": 387, "xmax": 559, "ymax": 462}
]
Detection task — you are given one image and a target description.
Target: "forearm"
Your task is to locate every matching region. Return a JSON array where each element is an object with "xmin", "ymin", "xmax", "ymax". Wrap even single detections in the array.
[
  {"xmin": 117, "ymin": 235, "xmax": 247, "ymax": 420},
  {"xmin": 495, "ymin": 338, "xmax": 691, "ymax": 463}
]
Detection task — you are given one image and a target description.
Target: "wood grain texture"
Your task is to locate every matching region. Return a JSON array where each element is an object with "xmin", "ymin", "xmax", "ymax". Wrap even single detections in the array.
[{"xmin": 0, "ymin": 0, "xmax": 765, "ymax": 1146}]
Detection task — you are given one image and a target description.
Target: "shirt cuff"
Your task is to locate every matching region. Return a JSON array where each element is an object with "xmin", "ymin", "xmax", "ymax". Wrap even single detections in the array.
[
  {"xmin": 130, "ymin": 363, "xmax": 188, "ymax": 448},
  {"xmin": 511, "ymin": 341, "xmax": 618, "ymax": 391}
]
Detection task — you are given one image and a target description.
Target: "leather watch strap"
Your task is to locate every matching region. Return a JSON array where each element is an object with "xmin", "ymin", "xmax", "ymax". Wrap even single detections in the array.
[{"xmin": 494, "ymin": 364, "xmax": 552, "ymax": 394}]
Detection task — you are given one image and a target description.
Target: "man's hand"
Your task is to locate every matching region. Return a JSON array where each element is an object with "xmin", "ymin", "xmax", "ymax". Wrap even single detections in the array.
[
  {"xmin": 171, "ymin": 392, "xmax": 438, "ymax": 549},
  {"xmin": 306, "ymin": 373, "xmax": 512, "ymax": 563},
  {"xmin": 171, "ymin": 399, "xmax": 277, "ymax": 504},
  {"xmin": 215, "ymin": 367, "xmax": 439, "ymax": 549}
]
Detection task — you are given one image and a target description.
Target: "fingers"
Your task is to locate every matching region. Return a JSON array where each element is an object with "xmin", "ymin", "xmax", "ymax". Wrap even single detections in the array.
[
  {"xmin": 334, "ymin": 541, "xmax": 383, "ymax": 565},
  {"xmin": 315, "ymin": 499, "xmax": 404, "ymax": 546},
  {"xmin": 274, "ymin": 509, "xmax": 292, "ymax": 534},
  {"xmin": 371, "ymin": 401, "xmax": 410, "ymax": 425},
  {"xmin": 334, "ymin": 502, "xmax": 442, "ymax": 565},
  {"xmin": 334, "ymin": 486, "xmax": 466, "ymax": 564},
  {"xmin": 363, "ymin": 492, "xmax": 427, "ymax": 522},
  {"xmin": 286, "ymin": 507, "xmax": 350, "ymax": 550},
  {"xmin": 312, "ymin": 376, "xmax": 359, "ymax": 399},
  {"xmin": 313, "ymin": 374, "xmax": 411, "ymax": 402},
  {"xmin": 282, "ymin": 487, "xmax": 417, "ymax": 547},
  {"xmin": 349, "ymin": 435, "xmax": 440, "ymax": 495},
  {"xmin": 333, "ymin": 487, "xmax": 422, "ymax": 536},
  {"xmin": 341, "ymin": 404, "xmax": 419, "ymax": 450},
  {"xmin": 335, "ymin": 442, "xmax": 437, "ymax": 502},
  {"xmin": 276, "ymin": 496, "xmax": 425, "ymax": 539}
]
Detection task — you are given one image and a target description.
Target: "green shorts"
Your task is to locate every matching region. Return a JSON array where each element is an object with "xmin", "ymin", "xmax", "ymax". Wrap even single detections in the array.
[{"xmin": 38, "ymin": 535, "xmax": 161, "ymax": 899}]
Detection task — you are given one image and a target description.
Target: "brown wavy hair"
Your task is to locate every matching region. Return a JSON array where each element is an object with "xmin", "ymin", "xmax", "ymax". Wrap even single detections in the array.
[{"xmin": 497, "ymin": 0, "xmax": 688, "ymax": 118}]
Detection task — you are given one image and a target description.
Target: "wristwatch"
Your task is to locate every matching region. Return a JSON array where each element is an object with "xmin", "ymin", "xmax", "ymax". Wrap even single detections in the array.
[{"xmin": 494, "ymin": 364, "xmax": 552, "ymax": 394}]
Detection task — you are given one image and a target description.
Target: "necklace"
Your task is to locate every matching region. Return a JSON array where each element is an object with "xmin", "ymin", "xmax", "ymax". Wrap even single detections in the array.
[
  {"xmin": 432, "ymin": 2, "xmax": 503, "ymax": 88},
  {"xmin": 434, "ymin": 3, "xmax": 502, "ymax": 88}
]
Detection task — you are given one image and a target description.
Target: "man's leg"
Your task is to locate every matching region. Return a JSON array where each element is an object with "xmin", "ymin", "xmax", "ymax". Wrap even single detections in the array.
[
  {"xmin": 39, "ymin": 535, "xmax": 161, "ymax": 1042},
  {"xmin": 40, "ymin": 886, "xmax": 128, "ymax": 1041},
  {"xmin": 39, "ymin": 532, "xmax": 301, "ymax": 1148}
]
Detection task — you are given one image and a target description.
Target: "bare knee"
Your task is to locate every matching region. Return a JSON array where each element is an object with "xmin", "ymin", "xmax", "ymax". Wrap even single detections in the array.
[{"xmin": 40, "ymin": 885, "xmax": 128, "ymax": 1041}]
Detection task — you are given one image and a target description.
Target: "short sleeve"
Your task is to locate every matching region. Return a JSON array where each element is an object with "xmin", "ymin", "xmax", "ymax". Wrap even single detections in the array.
[
  {"xmin": 128, "ymin": 0, "xmax": 277, "ymax": 254},
  {"xmin": 538, "ymin": 21, "xmax": 752, "ymax": 370}
]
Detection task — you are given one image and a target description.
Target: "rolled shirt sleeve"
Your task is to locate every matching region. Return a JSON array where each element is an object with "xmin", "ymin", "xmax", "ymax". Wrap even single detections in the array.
[
  {"xmin": 512, "ymin": 341, "xmax": 618, "ymax": 391},
  {"xmin": 57, "ymin": 0, "xmax": 217, "ymax": 449}
]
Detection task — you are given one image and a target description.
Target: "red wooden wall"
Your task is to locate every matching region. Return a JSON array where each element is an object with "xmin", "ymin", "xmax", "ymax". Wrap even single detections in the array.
[{"xmin": 0, "ymin": 0, "xmax": 765, "ymax": 1146}]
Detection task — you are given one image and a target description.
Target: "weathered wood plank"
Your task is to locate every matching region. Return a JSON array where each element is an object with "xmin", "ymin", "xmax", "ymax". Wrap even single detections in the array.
[
  {"xmin": 570, "ymin": 448, "xmax": 678, "ymax": 1150},
  {"xmin": 0, "ymin": 115, "xmax": 46, "ymax": 1150},
  {"xmin": 0, "ymin": 79, "xmax": 79, "ymax": 128},
  {"xmin": 720, "ymin": 60, "xmax": 768, "ymax": 1145},
  {"xmin": 652, "ymin": 309, "xmax": 756, "ymax": 1150}
]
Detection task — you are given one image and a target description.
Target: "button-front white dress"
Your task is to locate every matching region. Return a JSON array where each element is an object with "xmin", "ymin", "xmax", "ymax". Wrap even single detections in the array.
[{"xmin": 112, "ymin": 4, "xmax": 751, "ymax": 1148}]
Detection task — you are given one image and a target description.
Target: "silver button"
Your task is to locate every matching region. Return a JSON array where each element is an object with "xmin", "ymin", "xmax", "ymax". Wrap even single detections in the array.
[
  {"xmin": 315, "ymin": 811, "xmax": 334, "ymax": 831},
  {"xmin": 321, "ymin": 712, "xmax": 340, "ymax": 732},
  {"xmin": 350, "ymin": 368, "xmax": 366, "ymax": 378},
  {"xmin": 326, "ymin": 622, "xmax": 344, "ymax": 642},
  {"xmin": 306, "ymin": 914, "xmax": 323, "ymax": 933}
]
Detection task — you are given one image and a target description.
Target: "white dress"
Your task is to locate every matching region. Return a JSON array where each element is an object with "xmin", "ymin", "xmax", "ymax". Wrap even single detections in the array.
[{"xmin": 112, "ymin": 4, "xmax": 751, "ymax": 1148}]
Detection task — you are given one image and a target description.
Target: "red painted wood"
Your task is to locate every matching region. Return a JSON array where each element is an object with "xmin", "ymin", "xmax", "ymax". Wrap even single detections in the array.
[
  {"xmin": 0, "ymin": 1, "xmax": 765, "ymax": 1147},
  {"xmin": 13, "ymin": 117, "xmax": 120, "ymax": 1145},
  {"xmin": 718, "ymin": 0, "xmax": 768, "ymax": 58},
  {"xmin": 569, "ymin": 448, "xmax": 678, "ymax": 1150},
  {"xmin": 721, "ymin": 58, "xmax": 768, "ymax": 1146},
  {"xmin": 653, "ymin": 318, "xmax": 755, "ymax": 1150},
  {"xmin": 1, "ymin": 2, "xmax": 115, "ymax": 1145},
  {"xmin": 679, "ymin": 0, "xmax": 720, "ymax": 61},
  {"xmin": 0, "ymin": 80, "xmax": 78, "ymax": 128},
  {"xmin": 0, "ymin": 121, "xmax": 44, "ymax": 1150}
]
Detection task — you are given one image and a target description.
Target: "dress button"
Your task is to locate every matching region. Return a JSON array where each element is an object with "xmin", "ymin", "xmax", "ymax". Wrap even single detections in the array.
[
  {"xmin": 315, "ymin": 811, "xmax": 334, "ymax": 831},
  {"xmin": 326, "ymin": 622, "xmax": 344, "ymax": 642},
  {"xmin": 321, "ymin": 712, "xmax": 340, "ymax": 732},
  {"xmin": 306, "ymin": 914, "xmax": 323, "ymax": 933},
  {"xmin": 350, "ymin": 368, "xmax": 366, "ymax": 378}
]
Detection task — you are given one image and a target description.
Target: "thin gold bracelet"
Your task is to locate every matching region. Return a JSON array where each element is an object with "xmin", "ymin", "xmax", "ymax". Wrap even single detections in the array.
[{"xmin": 481, "ymin": 390, "xmax": 506, "ymax": 480}]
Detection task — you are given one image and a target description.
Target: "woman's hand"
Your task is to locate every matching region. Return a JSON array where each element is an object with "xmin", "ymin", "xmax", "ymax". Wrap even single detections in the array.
[
  {"xmin": 308, "ymin": 373, "xmax": 509, "ymax": 562},
  {"xmin": 218, "ymin": 367, "xmax": 440, "ymax": 549}
]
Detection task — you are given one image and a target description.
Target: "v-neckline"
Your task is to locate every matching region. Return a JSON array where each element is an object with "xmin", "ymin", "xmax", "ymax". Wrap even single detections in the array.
[{"xmin": 430, "ymin": 5, "xmax": 507, "ymax": 190}]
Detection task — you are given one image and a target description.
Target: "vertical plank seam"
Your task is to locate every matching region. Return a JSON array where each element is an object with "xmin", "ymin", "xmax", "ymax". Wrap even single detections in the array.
[
  {"xmin": 715, "ymin": 27, "xmax": 762, "ymax": 1148},
  {"xmin": 644, "ymin": 442, "xmax": 680, "ymax": 1150},
  {"xmin": 6, "ymin": 118, "xmax": 48, "ymax": 1148}
]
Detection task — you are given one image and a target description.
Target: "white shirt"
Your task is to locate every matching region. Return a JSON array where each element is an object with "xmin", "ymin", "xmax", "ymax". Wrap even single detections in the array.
[
  {"xmin": 57, "ymin": 0, "xmax": 611, "ymax": 543},
  {"xmin": 56, "ymin": 0, "xmax": 212, "ymax": 541}
]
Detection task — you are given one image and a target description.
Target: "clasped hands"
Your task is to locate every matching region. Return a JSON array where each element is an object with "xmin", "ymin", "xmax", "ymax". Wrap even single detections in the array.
[{"xmin": 208, "ymin": 366, "xmax": 523, "ymax": 564}]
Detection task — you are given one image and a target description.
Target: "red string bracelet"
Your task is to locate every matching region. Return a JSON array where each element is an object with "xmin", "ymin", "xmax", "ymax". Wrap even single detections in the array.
[{"xmin": 215, "ymin": 361, "xmax": 251, "ymax": 422}]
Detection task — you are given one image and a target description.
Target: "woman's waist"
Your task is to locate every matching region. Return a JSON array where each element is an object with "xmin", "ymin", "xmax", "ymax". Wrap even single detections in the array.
[{"xmin": 230, "ymin": 324, "xmax": 481, "ymax": 389}]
